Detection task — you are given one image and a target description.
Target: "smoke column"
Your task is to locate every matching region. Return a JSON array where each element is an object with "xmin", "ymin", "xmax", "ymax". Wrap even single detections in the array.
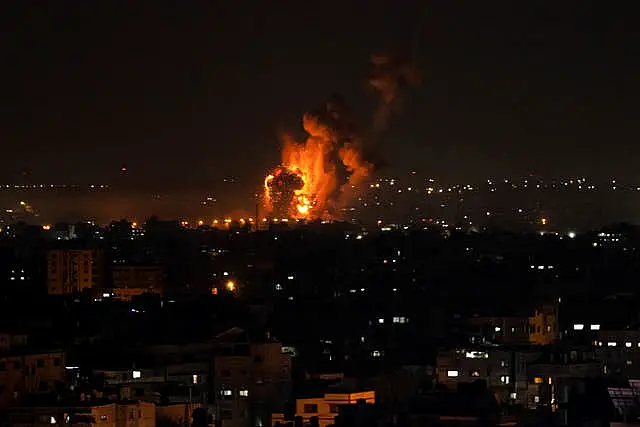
[{"xmin": 369, "ymin": 49, "xmax": 421, "ymax": 131}]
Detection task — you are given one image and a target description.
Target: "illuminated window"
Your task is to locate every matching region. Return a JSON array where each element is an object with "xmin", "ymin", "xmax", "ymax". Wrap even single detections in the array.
[
  {"xmin": 494, "ymin": 326, "xmax": 501, "ymax": 332},
  {"xmin": 372, "ymin": 350, "xmax": 382, "ymax": 358},
  {"xmin": 378, "ymin": 318, "xmax": 385, "ymax": 324},
  {"xmin": 626, "ymin": 342, "xmax": 632, "ymax": 348},
  {"xmin": 590, "ymin": 324, "xmax": 600, "ymax": 330},
  {"xmin": 222, "ymin": 389, "xmax": 232, "ymax": 396},
  {"xmin": 192, "ymin": 375, "xmax": 198, "ymax": 384},
  {"xmin": 239, "ymin": 389, "xmax": 249, "ymax": 397},
  {"xmin": 500, "ymin": 376, "xmax": 510, "ymax": 384},
  {"xmin": 132, "ymin": 370, "xmax": 141, "ymax": 379},
  {"xmin": 573, "ymin": 324, "xmax": 584, "ymax": 330},
  {"xmin": 607, "ymin": 342, "xmax": 617, "ymax": 347},
  {"xmin": 447, "ymin": 370, "xmax": 459, "ymax": 377},
  {"xmin": 534, "ymin": 377, "xmax": 543, "ymax": 384},
  {"xmin": 470, "ymin": 370, "xmax": 480, "ymax": 377},
  {"xmin": 465, "ymin": 351, "xmax": 488, "ymax": 359}
]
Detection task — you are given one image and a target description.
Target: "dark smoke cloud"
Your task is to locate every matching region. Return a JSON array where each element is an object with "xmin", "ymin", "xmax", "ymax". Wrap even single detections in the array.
[{"xmin": 369, "ymin": 48, "xmax": 421, "ymax": 131}]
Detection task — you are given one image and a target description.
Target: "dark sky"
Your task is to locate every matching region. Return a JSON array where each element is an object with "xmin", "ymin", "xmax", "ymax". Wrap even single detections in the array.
[{"xmin": 1, "ymin": 2, "xmax": 638, "ymax": 201}]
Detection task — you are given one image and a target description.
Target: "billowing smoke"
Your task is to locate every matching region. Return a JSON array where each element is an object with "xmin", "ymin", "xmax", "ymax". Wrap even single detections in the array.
[
  {"xmin": 369, "ymin": 49, "xmax": 421, "ymax": 130},
  {"xmin": 263, "ymin": 48, "xmax": 419, "ymax": 220},
  {"xmin": 264, "ymin": 98, "xmax": 373, "ymax": 219}
]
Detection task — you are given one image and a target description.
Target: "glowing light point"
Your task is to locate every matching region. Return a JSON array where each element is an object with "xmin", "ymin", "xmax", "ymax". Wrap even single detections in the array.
[{"xmin": 225, "ymin": 281, "xmax": 236, "ymax": 292}]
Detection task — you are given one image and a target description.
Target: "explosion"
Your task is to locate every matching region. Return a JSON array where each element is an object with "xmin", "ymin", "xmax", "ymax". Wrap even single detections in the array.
[
  {"xmin": 264, "ymin": 108, "xmax": 372, "ymax": 220},
  {"xmin": 262, "ymin": 48, "xmax": 419, "ymax": 220}
]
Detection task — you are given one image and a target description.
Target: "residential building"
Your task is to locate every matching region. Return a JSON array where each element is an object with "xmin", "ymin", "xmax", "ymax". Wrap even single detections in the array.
[
  {"xmin": 5, "ymin": 400, "xmax": 155, "ymax": 427},
  {"xmin": 110, "ymin": 266, "xmax": 164, "ymax": 301},
  {"xmin": 527, "ymin": 345, "xmax": 601, "ymax": 412},
  {"xmin": 47, "ymin": 249, "xmax": 103, "ymax": 294},
  {"xmin": 271, "ymin": 391, "xmax": 375, "ymax": 427},
  {"xmin": 0, "ymin": 350, "xmax": 65, "ymax": 407},
  {"xmin": 592, "ymin": 330, "xmax": 640, "ymax": 379},
  {"xmin": 214, "ymin": 327, "xmax": 292, "ymax": 427},
  {"xmin": 436, "ymin": 347, "xmax": 541, "ymax": 405}
]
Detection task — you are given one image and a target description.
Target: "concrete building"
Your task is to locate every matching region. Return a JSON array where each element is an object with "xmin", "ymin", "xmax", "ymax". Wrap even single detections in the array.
[
  {"xmin": 0, "ymin": 350, "xmax": 65, "ymax": 407},
  {"xmin": 6, "ymin": 400, "xmax": 155, "ymax": 427},
  {"xmin": 436, "ymin": 347, "xmax": 541, "ymax": 405},
  {"xmin": 467, "ymin": 305, "xmax": 557, "ymax": 346},
  {"xmin": 47, "ymin": 249, "xmax": 103, "ymax": 294},
  {"xmin": 271, "ymin": 391, "xmax": 375, "ymax": 427},
  {"xmin": 111, "ymin": 266, "xmax": 164, "ymax": 301},
  {"xmin": 527, "ymin": 345, "xmax": 601, "ymax": 413},
  {"xmin": 213, "ymin": 327, "xmax": 292, "ymax": 427}
]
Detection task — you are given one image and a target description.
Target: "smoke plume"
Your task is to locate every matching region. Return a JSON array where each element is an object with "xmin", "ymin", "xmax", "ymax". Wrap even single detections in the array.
[{"xmin": 369, "ymin": 49, "xmax": 421, "ymax": 130}]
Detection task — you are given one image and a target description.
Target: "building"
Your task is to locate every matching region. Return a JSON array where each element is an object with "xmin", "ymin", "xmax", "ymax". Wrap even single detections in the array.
[
  {"xmin": 592, "ymin": 329, "xmax": 640, "ymax": 379},
  {"xmin": 110, "ymin": 266, "xmax": 164, "ymax": 301},
  {"xmin": 528, "ymin": 305, "xmax": 558, "ymax": 345},
  {"xmin": 47, "ymin": 249, "xmax": 103, "ymax": 294},
  {"xmin": 527, "ymin": 345, "xmax": 601, "ymax": 412},
  {"xmin": 436, "ymin": 347, "xmax": 541, "ymax": 405},
  {"xmin": 6, "ymin": 400, "xmax": 155, "ymax": 427},
  {"xmin": 213, "ymin": 327, "xmax": 292, "ymax": 427},
  {"xmin": 0, "ymin": 350, "xmax": 65, "ymax": 407},
  {"xmin": 156, "ymin": 402, "xmax": 202, "ymax": 426},
  {"xmin": 271, "ymin": 391, "xmax": 375, "ymax": 427},
  {"xmin": 467, "ymin": 304, "xmax": 557, "ymax": 346}
]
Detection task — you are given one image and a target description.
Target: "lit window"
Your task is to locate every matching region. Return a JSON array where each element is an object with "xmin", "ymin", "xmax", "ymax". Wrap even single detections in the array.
[
  {"xmin": 534, "ymin": 377, "xmax": 543, "ymax": 384},
  {"xmin": 607, "ymin": 342, "xmax": 617, "ymax": 347},
  {"xmin": 470, "ymin": 370, "xmax": 480, "ymax": 377},
  {"xmin": 222, "ymin": 389, "xmax": 232, "ymax": 396},
  {"xmin": 372, "ymin": 350, "xmax": 381, "ymax": 358},
  {"xmin": 465, "ymin": 351, "xmax": 488, "ymax": 359},
  {"xmin": 627, "ymin": 360, "xmax": 633, "ymax": 366},
  {"xmin": 494, "ymin": 326, "xmax": 501, "ymax": 332},
  {"xmin": 192, "ymin": 374, "xmax": 198, "ymax": 384},
  {"xmin": 510, "ymin": 392, "xmax": 517, "ymax": 399},
  {"xmin": 378, "ymin": 318, "xmax": 385, "ymax": 324},
  {"xmin": 500, "ymin": 375, "xmax": 510, "ymax": 384},
  {"xmin": 287, "ymin": 275, "xmax": 294, "ymax": 280},
  {"xmin": 626, "ymin": 342, "xmax": 632, "ymax": 348},
  {"xmin": 573, "ymin": 324, "xmax": 584, "ymax": 330},
  {"xmin": 590, "ymin": 324, "xmax": 600, "ymax": 330},
  {"xmin": 239, "ymin": 389, "xmax": 249, "ymax": 397},
  {"xmin": 447, "ymin": 370, "xmax": 459, "ymax": 377},
  {"xmin": 534, "ymin": 396, "xmax": 540, "ymax": 403},
  {"xmin": 132, "ymin": 370, "xmax": 141, "ymax": 379}
]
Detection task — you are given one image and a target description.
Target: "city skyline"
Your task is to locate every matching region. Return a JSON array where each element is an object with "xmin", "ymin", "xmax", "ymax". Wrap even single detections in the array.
[{"xmin": 1, "ymin": 3, "xmax": 638, "ymax": 211}]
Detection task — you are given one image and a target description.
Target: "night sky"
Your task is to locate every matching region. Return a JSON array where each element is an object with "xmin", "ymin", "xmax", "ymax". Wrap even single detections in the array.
[{"xmin": 1, "ymin": 2, "xmax": 638, "ymax": 218}]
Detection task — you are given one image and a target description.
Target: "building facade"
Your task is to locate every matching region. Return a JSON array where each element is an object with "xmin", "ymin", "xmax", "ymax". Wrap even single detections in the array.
[
  {"xmin": 214, "ymin": 329, "xmax": 292, "ymax": 427},
  {"xmin": 47, "ymin": 250, "xmax": 103, "ymax": 295},
  {"xmin": 0, "ymin": 351, "xmax": 65, "ymax": 407},
  {"xmin": 111, "ymin": 266, "xmax": 164, "ymax": 301}
]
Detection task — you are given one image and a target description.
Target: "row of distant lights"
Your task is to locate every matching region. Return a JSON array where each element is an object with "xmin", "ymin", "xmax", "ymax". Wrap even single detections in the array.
[
  {"xmin": 369, "ymin": 177, "xmax": 640, "ymax": 193},
  {"xmin": 0, "ymin": 184, "xmax": 108, "ymax": 189}
]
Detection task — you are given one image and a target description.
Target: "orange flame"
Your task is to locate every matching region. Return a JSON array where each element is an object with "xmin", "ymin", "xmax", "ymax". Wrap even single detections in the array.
[{"xmin": 264, "ymin": 113, "xmax": 372, "ymax": 219}]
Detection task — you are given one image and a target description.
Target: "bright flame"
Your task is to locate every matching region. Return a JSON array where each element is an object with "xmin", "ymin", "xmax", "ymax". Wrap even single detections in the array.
[{"xmin": 264, "ymin": 113, "xmax": 371, "ymax": 219}]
